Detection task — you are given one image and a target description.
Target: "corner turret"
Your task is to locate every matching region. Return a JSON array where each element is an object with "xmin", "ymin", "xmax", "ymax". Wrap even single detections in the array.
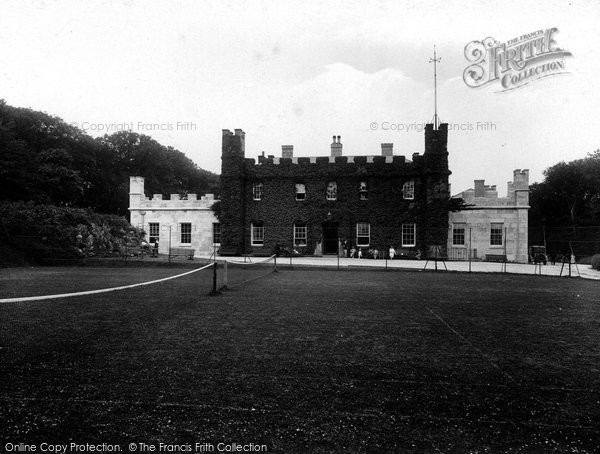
[{"xmin": 220, "ymin": 128, "xmax": 247, "ymax": 254}]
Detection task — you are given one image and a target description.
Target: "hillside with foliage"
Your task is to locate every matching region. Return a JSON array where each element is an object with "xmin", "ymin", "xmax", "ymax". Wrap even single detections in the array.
[
  {"xmin": 0, "ymin": 202, "xmax": 146, "ymax": 265},
  {"xmin": 0, "ymin": 99, "xmax": 219, "ymax": 265},
  {"xmin": 529, "ymin": 150, "xmax": 600, "ymax": 258},
  {"xmin": 0, "ymin": 99, "xmax": 219, "ymax": 215}
]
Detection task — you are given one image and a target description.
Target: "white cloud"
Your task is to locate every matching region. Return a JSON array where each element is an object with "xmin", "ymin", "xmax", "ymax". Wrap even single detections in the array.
[{"xmin": 1, "ymin": 0, "xmax": 599, "ymax": 195}]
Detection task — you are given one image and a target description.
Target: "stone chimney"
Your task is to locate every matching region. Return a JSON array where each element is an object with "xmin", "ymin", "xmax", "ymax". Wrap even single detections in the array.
[
  {"xmin": 474, "ymin": 179, "xmax": 485, "ymax": 198},
  {"xmin": 331, "ymin": 135, "xmax": 342, "ymax": 157},
  {"xmin": 381, "ymin": 143, "xmax": 393, "ymax": 156},
  {"xmin": 282, "ymin": 145, "xmax": 293, "ymax": 159}
]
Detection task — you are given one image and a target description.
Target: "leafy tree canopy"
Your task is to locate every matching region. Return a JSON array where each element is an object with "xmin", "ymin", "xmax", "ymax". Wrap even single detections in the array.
[
  {"xmin": 530, "ymin": 150, "xmax": 600, "ymax": 227},
  {"xmin": 0, "ymin": 99, "xmax": 219, "ymax": 214}
]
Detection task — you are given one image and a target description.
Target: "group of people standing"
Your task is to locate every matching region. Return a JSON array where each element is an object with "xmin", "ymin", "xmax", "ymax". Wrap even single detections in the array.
[{"xmin": 339, "ymin": 240, "xmax": 400, "ymax": 260}]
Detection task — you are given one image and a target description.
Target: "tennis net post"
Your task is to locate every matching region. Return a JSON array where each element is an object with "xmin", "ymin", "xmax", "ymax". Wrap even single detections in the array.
[{"xmin": 209, "ymin": 260, "xmax": 220, "ymax": 296}]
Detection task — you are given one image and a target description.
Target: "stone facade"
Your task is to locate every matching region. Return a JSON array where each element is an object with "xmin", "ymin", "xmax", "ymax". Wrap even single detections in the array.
[
  {"xmin": 127, "ymin": 127, "xmax": 529, "ymax": 262},
  {"xmin": 128, "ymin": 176, "xmax": 219, "ymax": 256},
  {"xmin": 219, "ymin": 124, "xmax": 451, "ymax": 256},
  {"xmin": 448, "ymin": 170, "xmax": 530, "ymax": 263}
]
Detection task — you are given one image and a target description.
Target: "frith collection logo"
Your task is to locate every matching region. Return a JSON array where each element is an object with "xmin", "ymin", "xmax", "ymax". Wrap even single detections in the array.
[{"xmin": 463, "ymin": 28, "xmax": 572, "ymax": 92}]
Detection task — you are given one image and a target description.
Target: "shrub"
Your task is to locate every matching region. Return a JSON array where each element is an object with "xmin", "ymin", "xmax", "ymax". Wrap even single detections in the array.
[
  {"xmin": 0, "ymin": 201, "xmax": 143, "ymax": 265},
  {"xmin": 591, "ymin": 254, "xmax": 600, "ymax": 271}
]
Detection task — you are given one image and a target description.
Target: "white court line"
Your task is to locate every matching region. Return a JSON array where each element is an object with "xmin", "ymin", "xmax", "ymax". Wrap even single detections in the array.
[
  {"xmin": 0, "ymin": 263, "xmax": 214, "ymax": 304},
  {"xmin": 425, "ymin": 305, "xmax": 517, "ymax": 385}
]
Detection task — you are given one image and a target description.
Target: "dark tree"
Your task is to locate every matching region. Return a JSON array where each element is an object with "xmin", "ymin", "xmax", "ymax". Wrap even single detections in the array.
[
  {"xmin": 0, "ymin": 100, "xmax": 219, "ymax": 215},
  {"xmin": 530, "ymin": 152, "xmax": 600, "ymax": 228},
  {"xmin": 529, "ymin": 151, "xmax": 600, "ymax": 257}
]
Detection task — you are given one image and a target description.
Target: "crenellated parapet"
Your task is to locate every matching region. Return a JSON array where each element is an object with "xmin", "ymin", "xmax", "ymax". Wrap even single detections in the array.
[
  {"xmin": 219, "ymin": 124, "xmax": 451, "ymax": 255},
  {"xmin": 128, "ymin": 176, "xmax": 217, "ymax": 211},
  {"xmin": 244, "ymin": 154, "xmax": 429, "ymax": 180}
]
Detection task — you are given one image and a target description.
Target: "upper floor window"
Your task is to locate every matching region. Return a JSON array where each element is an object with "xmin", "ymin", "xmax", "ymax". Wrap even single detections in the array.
[
  {"xmin": 490, "ymin": 223, "xmax": 503, "ymax": 246},
  {"xmin": 359, "ymin": 181, "xmax": 368, "ymax": 200},
  {"xmin": 402, "ymin": 180, "xmax": 415, "ymax": 199},
  {"xmin": 295, "ymin": 183, "xmax": 306, "ymax": 201},
  {"xmin": 253, "ymin": 182, "xmax": 263, "ymax": 200},
  {"xmin": 326, "ymin": 181, "xmax": 337, "ymax": 200}
]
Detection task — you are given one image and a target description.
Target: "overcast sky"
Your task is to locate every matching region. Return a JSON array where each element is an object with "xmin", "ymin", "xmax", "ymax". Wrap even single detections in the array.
[{"xmin": 2, "ymin": 0, "xmax": 599, "ymax": 195}]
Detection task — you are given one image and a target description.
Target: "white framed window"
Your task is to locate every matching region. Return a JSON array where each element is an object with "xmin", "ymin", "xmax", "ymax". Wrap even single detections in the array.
[
  {"xmin": 180, "ymin": 223, "xmax": 192, "ymax": 244},
  {"xmin": 148, "ymin": 222, "xmax": 160, "ymax": 244},
  {"xmin": 326, "ymin": 181, "xmax": 337, "ymax": 200},
  {"xmin": 294, "ymin": 223, "xmax": 307, "ymax": 246},
  {"xmin": 490, "ymin": 223, "xmax": 503, "ymax": 246},
  {"xmin": 402, "ymin": 180, "xmax": 415, "ymax": 199},
  {"xmin": 212, "ymin": 223, "xmax": 221, "ymax": 245},
  {"xmin": 251, "ymin": 223, "xmax": 264, "ymax": 246},
  {"xmin": 359, "ymin": 181, "xmax": 368, "ymax": 200},
  {"xmin": 452, "ymin": 224, "xmax": 466, "ymax": 246},
  {"xmin": 253, "ymin": 182, "xmax": 263, "ymax": 200},
  {"xmin": 356, "ymin": 222, "xmax": 370, "ymax": 246},
  {"xmin": 295, "ymin": 183, "xmax": 306, "ymax": 200},
  {"xmin": 402, "ymin": 223, "xmax": 416, "ymax": 247}
]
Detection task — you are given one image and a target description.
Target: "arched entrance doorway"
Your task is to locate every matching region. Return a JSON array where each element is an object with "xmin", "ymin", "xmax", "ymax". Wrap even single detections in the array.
[{"xmin": 322, "ymin": 221, "xmax": 339, "ymax": 255}]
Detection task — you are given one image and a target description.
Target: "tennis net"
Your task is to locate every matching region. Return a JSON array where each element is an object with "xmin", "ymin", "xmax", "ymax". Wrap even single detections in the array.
[{"xmin": 217, "ymin": 255, "xmax": 277, "ymax": 289}]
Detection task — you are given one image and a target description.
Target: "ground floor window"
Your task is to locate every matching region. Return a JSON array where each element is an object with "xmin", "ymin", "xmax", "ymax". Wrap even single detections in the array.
[
  {"xmin": 490, "ymin": 223, "xmax": 503, "ymax": 246},
  {"xmin": 148, "ymin": 222, "xmax": 160, "ymax": 244},
  {"xmin": 212, "ymin": 223, "xmax": 221, "ymax": 245},
  {"xmin": 180, "ymin": 223, "xmax": 192, "ymax": 244},
  {"xmin": 251, "ymin": 223, "xmax": 264, "ymax": 246},
  {"xmin": 356, "ymin": 222, "xmax": 370, "ymax": 246},
  {"xmin": 294, "ymin": 224, "xmax": 307, "ymax": 246},
  {"xmin": 452, "ymin": 224, "xmax": 466, "ymax": 246},
  {"xmin": 402, "ymin": 223, "xmax": 416, "ymax": 247}
]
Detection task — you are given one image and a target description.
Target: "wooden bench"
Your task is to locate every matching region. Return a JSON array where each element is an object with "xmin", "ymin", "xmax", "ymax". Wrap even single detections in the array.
[
  {"xmin": 169, "ymin": 247, "xmax": 195, "ymax": 260},
  {"xmin": 485, "ymin": 254, "xmax": 507, "ymax": 262},
  {"xmin": 217, "ymin": 247, "xmax": 239, "ymax": 256},
  {"xmin": 396, "ymin": 248, "xmax": 421, "ymax": 260}
]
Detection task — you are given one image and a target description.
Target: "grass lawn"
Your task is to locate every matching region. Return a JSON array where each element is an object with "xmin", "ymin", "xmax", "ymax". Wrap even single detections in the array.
[{"xmin": 1, "ymin": 267, "xmax": 599, "ymax": 452}]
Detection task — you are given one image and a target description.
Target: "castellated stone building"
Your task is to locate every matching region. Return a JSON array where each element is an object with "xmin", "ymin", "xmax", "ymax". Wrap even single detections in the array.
[
  {"xmin": 128, "ymin": 176, "xmax": 219, "ymax": 256},
  {"xmin": 128, "ymin": 125, "xmax": 530, "ymax": 262},
  {"xmin": 448, "ymin": 170, "xmax": 530, "ymax": 263},
  {"xmin": 219, "ymin": 124, "xmax": 451, "ymax": 256}
]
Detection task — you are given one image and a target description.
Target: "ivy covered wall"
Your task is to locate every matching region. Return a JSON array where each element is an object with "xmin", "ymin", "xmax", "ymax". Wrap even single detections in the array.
[{"xmin": 220, "ymin": 124, "xmax": 450, "ymax": 256}]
